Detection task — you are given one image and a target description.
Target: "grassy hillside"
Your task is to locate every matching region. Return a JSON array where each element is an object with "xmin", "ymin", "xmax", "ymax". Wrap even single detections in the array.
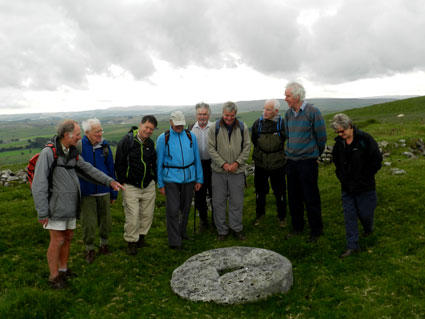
[{"xmin": 1, "ymin": 97, "xmax": 425, "ymax": 318}]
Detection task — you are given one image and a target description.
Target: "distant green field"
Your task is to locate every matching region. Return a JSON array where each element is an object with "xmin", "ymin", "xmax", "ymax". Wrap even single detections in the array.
[{"xmin": 1, "ymin": 96, "xmax": 424, "ymax": 168}]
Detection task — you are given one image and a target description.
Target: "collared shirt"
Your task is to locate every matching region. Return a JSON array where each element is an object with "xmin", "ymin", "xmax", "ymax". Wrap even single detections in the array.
[
  {"xmin": 291, "ymin": 101, "xmax": 307, "ymax": 117},
  {"xmin": 61, "ymin": 142, "xmax": 70, "ymax": 155},
  {"xmin": 191, "ymin": 121, "xmax": 213, "ymax": 160}
]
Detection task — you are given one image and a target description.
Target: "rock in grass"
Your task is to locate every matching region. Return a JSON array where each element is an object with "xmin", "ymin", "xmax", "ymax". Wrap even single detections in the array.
[{"xmin": 170, "ymin": 246, "xmax": 293, "ymax": 304}]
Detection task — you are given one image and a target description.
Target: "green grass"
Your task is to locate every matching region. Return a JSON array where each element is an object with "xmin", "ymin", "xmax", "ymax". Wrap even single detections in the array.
[{"xmin": 1, "ymin": 97, "xmax": 425, "ymax": 318}]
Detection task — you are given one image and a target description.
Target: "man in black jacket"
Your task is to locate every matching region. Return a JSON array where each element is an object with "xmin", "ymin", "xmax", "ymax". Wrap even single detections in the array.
[
  {"xmin": 331, "ymin": 113, "xmax": 382, "ymax": 258},
  {"xmin": 115, "ymin": 115, "xmax": 158, "ymax": 255},
  {"xmin": 251, "ymin": 99, "xmax": 287, "ymax": 227}
]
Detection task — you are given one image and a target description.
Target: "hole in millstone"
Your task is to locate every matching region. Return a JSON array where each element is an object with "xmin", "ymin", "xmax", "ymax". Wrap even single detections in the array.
[{"xmin": 217, "ymin": 266, "xmax": 244, "ymax": 276}]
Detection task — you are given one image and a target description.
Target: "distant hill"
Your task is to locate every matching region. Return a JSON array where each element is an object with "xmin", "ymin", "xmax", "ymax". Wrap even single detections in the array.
[{"xmin": 0, "ymin": 96, "xmax": 418, "ymax": 122}]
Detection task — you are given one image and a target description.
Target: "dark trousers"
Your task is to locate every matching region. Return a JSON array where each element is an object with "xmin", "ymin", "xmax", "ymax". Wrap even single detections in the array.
[
  {"xmin": 342, "ymin": 190, "xmax": 376, "ymax": 249},
  {"xmin": 254, "ymin": 165, "xmax": 287, "ymax": 221},
  {"xmin": 194, "ymin": 159, "xmax": 213, "ymax": 226},
  {"xmin": 286, "ymin": 159, "xmax": 323, "ymax": 235},
  {"xmin": 165, "ymin": 182, "xmax": 195, "ymax": 247}
]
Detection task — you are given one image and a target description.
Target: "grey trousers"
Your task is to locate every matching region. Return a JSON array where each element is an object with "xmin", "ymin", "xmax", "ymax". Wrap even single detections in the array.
[
  {"xmin": 212, "ymin": 171, "xmax": 245, "ymax": 235},
  {"xmin": 165, "ymin": 182, "xmax": 195, "ymax": 247}
]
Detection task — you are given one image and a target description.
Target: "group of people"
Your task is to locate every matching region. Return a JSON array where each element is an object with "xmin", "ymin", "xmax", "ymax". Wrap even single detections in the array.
[{"xmin": 31, "ymin": 81, "xmax": 382, "ymax": 289}]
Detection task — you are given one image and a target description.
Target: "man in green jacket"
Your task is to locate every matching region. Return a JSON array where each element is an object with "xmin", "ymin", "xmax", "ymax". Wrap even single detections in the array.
[{"xmin": 251, "ymin": 99, "xmax": 287, "ymax": 227}]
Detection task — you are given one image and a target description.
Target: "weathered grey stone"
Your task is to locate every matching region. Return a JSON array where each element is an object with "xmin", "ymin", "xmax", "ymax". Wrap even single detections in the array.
[
  {"xmin": 384, "ymin": 162, "xmax": 392, "ymax": 166},
  {"xmin": 391, "ymin": 168, "xmax": 406, "ymax": 175},
  {"xmin": 170, "ymin": 246, "xmax": 293, "ymax": 304},
  {"xmin": 403, "ymin": 151, "xmax": 416, "ymax": 158}
]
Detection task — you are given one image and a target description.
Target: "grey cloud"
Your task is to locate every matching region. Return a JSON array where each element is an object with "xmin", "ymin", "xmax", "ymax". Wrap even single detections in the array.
[
  {"xmin": 300, "ymin": 0, "xmax": 425, "ymax": 82},
  {"xmin": 0, "ymin": 0, "xmax": 424, "ymax": 93}
]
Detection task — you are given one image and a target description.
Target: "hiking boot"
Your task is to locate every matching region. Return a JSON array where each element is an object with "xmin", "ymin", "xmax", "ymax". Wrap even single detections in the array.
[
  {"xmin": 85, "ymin": 249, "xmax": 96, "ymax": 264},
  {"xmin": 99, "ymin": 245, "xmax": 111, "ymax": 255},
  {"xmin": 340, "ymin": 248, "xmax": 360, "ymax": 258},
  {"xmin": 306, "ymin": 233, "xmax": 321, "ymax": 243},
  {"xmin": 285, "ymin": 230, "xmax": 302, "ymax": 240},
  {"xmin": 234, "ymin": 231, "xmax": 246, "ymax": 241},
  {"xmin": 127, "ymin": 242, "xmax": 138, "ymax": 255},
  {"xmin": 48, "ymin": 276, "xmax": 67, "ymax": 289},
  {"xmin": 58, "ymin": 269, "xmax": 76, "ymax": 281},
  {"xmin": 217, "ymin": 234, "xmax": 228, "ymax": 242},
  {"xmin": 137, "ymin": 235, "xmax": 149, "ymax": 248},
  {"xmin": 199, "ymin": 223, "xmax": 209, "ymax": 232},
  {"xmin": 253, "ymin": 216, "xmax": 264, "ymax": 226}
]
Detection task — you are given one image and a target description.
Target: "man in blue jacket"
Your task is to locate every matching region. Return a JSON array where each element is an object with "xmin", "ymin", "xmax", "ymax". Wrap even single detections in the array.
[
  {"xmin": 157, "ymin": 111, "xmax": 203, "ymax": 250},
  {"xmin": 79, "ymin": 118, "xmax": 118, "ymax": 264}
]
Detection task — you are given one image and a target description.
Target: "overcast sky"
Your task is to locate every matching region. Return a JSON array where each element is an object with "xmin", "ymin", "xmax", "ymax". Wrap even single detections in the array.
[{"xmin": 1, "ymin": 0, "xmax": 424, "ymax": 115}]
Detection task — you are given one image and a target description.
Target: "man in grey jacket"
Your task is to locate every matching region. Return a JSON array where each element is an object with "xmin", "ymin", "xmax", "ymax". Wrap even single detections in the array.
[
  {"xmin": 32, "ymin": 120, "xmax": 124, "ymax": 289},
  {"xmin": 208, "ymin": 102, "xmax": 251, "ymax": 241}
]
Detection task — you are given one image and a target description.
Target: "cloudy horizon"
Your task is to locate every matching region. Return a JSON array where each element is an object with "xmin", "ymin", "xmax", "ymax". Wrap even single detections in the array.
[{"xmin": 1, "ymin": 0, "xmax": 424, "ymax": 115}]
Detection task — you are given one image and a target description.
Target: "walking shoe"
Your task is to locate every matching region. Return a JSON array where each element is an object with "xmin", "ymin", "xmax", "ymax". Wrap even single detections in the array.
[
  {"xmin": 169, "ymin": 245, "xmax": 182, "ymax": 251},
  {"xmin": 48, "ymin": 276, "xmax": 67, "ymax": 289},
  {"xmin": 253, "ymin": 216, "xmax": 264, "ymax": 226},
  {"xmin": 58, "ymin": 269, "xmax": 76, "ymax": 281},
  {"xmin": 217, "ymin": 234, "xmax": 228, "ymax": 242},
  {"xmin": 136, "ymin": 235, "xmax": 149, "ymax": 248},
  {"xmin": 285, "ymin": 230, "xmax": 302, "ymax": 239},
  {"xmin": 362, "ymin": 230, "xmax": 373, "ymax": 238},
  {"xmin": 99, "ymin": 245, "xmax": 111, "ymax": 255},
  {"xmin": 306, "ymin": 233, "xmax": 322, "ymax": 243},
  {"xmin": 85, "ymin": 249, "xmax": 96, "ymax": 264},
  {"xmin": 234, "ymin": 231, "xmax": 246, "ymax": 241},
  {"xmin": 278, "ymin": 219, "xmax": 286, "ymax": 228},
  {"xmin": 127, "ymin": 242, "xmax": 138, "ymax": 255},
  {"xmin": 199, "ymin": 223, "xmax": 209, "ymax": 232},
  {"xmin": 340, "ymin": 248, "xmax": 360, "ymax": 258}
]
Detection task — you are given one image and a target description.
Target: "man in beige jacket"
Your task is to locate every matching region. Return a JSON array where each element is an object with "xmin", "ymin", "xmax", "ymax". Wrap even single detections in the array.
[{"xmin": 208, "ymin": 102, "xmax": 251, "ymax": 241}]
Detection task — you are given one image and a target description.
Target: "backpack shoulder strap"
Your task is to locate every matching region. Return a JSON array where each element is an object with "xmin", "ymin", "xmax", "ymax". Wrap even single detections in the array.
[
  {"xmin": 184, "ymin": 129, "xmax": 193, "ymax": 148},
  {"xmin": 237, "ymin": 119, "xmax": 245, "ymax": 150}
]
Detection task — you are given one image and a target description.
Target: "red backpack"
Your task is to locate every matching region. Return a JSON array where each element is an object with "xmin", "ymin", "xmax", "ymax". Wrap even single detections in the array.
[{"xmin": 26, "ymin": 143, "xmax": 58, "ymax": 190}]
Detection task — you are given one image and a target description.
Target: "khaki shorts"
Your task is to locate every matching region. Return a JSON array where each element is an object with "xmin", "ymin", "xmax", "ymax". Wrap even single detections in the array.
[{"xmin": 43, "ymin": 218, "xmax": 77, "ymax": 231}]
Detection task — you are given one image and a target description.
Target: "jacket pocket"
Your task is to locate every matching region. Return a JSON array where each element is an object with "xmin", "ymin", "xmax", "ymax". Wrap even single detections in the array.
[{"xmin": 49, "ymin": 191, "xmax": 79, "ymax": 219}]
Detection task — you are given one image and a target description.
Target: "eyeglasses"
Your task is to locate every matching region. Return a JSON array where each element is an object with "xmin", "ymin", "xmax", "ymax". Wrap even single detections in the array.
[
  {"xmin": 93, "ymin": 130, "xmax": 104, "ymax": 134},
  {"xmin": 335, "ymin": 129, "xmax": 345, "ymax": 134}
]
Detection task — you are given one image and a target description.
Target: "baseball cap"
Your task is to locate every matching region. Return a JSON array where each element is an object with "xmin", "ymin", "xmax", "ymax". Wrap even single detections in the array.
[{"xmin": 170, "ymin": 111, "xmax": 186, "ymax": 126}]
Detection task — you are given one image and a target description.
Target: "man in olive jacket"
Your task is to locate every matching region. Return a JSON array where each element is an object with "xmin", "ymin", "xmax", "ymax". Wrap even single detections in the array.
[
  {"xmin": 208, "ymin": 101, "xmax": 251, "ymax": 241},
  {"xmin": 251, "ymin": 99, "xmax": 287, "ymax": 227}
]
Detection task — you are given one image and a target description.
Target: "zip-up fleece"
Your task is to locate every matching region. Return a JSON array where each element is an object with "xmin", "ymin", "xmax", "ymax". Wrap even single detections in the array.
[
  {"xmin": 115, "ymin": 128, "xmax": 157, "ymax": 189},
  {"xmin": 32, "ymin": 136, "xmax": 114, "ymax": 220},
  {"xmin": 79, "ymin": 135, "xmax": 118, "ymax": 200},
  {"xmin": 332, "ymin": 127, "xmax": 382, "ymax": 193},
  {"xmin": 208, "ymin": 118, "xmax": 251, "ymax": 174},
  {"xmin": 156, "ymin": 126, "xmax": 203, "ymax": 188}
]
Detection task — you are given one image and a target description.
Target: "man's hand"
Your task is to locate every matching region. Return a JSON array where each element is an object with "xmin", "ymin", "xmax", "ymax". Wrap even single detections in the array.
[
  {"xmin": 159, "ymin": 187, "xmax": 166, "ymax": 196},
  {"xmin": 110, "ymin": 200, "xmax": 116, "ymax": 204},
  {"xmin": 38, "ymin": 218, "xmax": 48, "ymax": 226},
  {"xmin": 110, "ymin": 181, "xmax": 125, "ymax": 191},
  {"xmin": 194, "ymin": 183, "xmax": 202, "ymax": 191},
  {"xmin": 229, "ymin": 161, "xmax": 239, "ymax": 173},
  {"xmin": 222, "ymin": 163, "xmax": 231, "ymax": 172}
]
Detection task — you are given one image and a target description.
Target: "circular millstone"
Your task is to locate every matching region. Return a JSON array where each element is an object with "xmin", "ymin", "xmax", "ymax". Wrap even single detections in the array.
[{"xmin": 170, "ymin": 246, "xmax": 293, "ymax": 304}]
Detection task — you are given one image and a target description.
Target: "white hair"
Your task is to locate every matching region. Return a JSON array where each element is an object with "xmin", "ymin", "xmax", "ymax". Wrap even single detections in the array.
[
  {"xmin": 81, "ymin": 118, "xmax": 101, "ymax": 133},
  {"xmin": 285, "ymin": 82, "xmax": 306, "ymax": 101},
  {"xmin": 264, "ymin": 99, "xmax": 280, "ymax": 110}
]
